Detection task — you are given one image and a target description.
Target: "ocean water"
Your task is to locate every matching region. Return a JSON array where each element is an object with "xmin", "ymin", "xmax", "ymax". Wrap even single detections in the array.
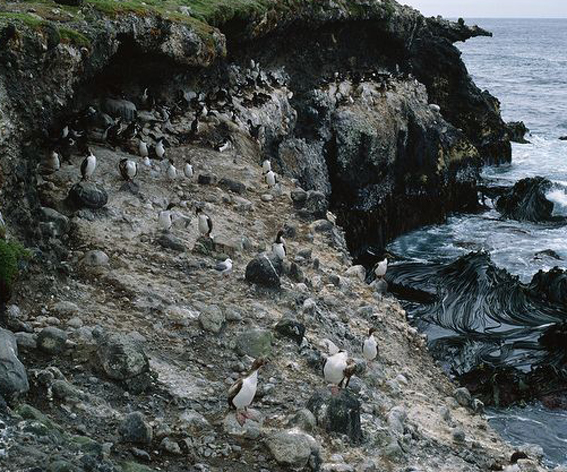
[{"xmin": 388, "ymin": 19, "xmax": 567, "ymax": 465}]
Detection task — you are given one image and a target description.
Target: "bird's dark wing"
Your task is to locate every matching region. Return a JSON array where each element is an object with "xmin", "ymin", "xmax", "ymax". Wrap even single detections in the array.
[
  {"xmin": 227, "ymin": 378, "xmax": 243, "ymax": 408},
  {"xmin": 207, "ymin": 217, "xmax": 213, "ymax": 235},
  {"xmin": 80, "ymin": 157, "xmax": 88, "ymax": 178}
]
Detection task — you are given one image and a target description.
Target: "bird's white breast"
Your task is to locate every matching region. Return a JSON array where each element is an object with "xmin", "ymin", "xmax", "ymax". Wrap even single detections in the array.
[
  {"xmin": 184, "ymin": 164, "xmax": 194, "ymax": 178},
  {"xmin": 266, "ymin": 171, "xmax": 276, "ymax": 186},
  {"xmin": 232, "ymin": 370, "xmax": 258, "ymax": 409},
  {"xmin": 158, "ymin": 211, "xmax": 172, "ymax": 230},
  {"xmin": 272, "ymin": 242, "xmax": 286, "ymax": 260},
  {"xmin": 167, "ymin": 165, "xmax": 176, "ymax": 180},
  {"xmin": 363, "ymin": 336, "xmax": 378, "ymax": 361},
  {"xmin": 85, "ymin": 156, "xmax": 96, "ymax": 176},
  {"xmin": 198, "ymin": 214, "xmax": 209, "ymax": 234},
  {"xmin": 324, "ymin": 353, "xmax": 348, "ymax": 385}
]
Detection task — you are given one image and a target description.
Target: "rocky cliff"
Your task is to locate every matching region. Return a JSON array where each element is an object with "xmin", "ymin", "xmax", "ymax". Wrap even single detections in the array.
[{"xmin": 0, "ymin": 1, "xmax": 540, "ymax": 472}]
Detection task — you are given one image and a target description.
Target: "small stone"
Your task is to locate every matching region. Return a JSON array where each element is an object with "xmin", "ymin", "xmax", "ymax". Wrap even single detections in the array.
[
  {"xmin": 452, "ymin": 428, "xmax": 466, "ymax": 443},
  {"xmin": 160, "ymin": 437, "xmax": 182, "ymax": 455},
  {"xmin": 453, "ymin": 387, "xmax": 472, "ymax": 407},
  {"xmin": 223, "ymin": 411, "xmax": 263, "ymax": 439},
  {"xmin": 119, "ymin": 412, "xmax": 153, "ymax": 445},
  {"xmin": 82, "ymin": 250, "xmax": 109, "ymax": 267},
  {"xmin": 290, "ymin": 408, "xmax": 317, "ymax": 432},
  {"xmin": 235, "ymin": 329, "xmax": 273, "ymax": 357},
  {"xmin": 15, "ymin": 332, "xmax": 37, "ymax": 351},
  {"xmin": 157, "ymin": 233, "xmax": 185, "ymax": 252},
  {"xmin": 275, "ymin": 318, "xmax": 306, "ymax": 345},
  {"xmin": 265, "ymin": 429, "xmax": 319, "ymax": 469},
  {"xmin": 52, "ymin": 379, "xmax": 82, "ymax": 400},
  {"xmin": 95, "ymin": 333, "xmax": 149, "ymax": 381},
  {"xmin": 261, "ymin": 194, "xmax": 274, "ymax": 202},
  {"xmin": 52, "ymin": 301, "xmax": 79, "ymax": 317},
  {"xmin": 199, "ymin": 305, "xmax": 225, "ymax": 334},
  {"xmin": 67, "ymin": 317, "xmax": 83, "ymax": 329},
  {"xmin": 37, "ymin": 327, "xmax": 68, "ymax": 354},
  {"xmin": 345, "ymin": 265, "xmax": 366, "ymax": 282},
  {"xmin": 178, "ymin": 410, "xmax": 211, "ymax": 434}
]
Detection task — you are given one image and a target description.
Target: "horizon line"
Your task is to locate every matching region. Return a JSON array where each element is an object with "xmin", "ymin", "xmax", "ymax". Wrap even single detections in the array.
[{"xmin": 447, "ymin": 16, "xmax": 567, "ymax": 19}]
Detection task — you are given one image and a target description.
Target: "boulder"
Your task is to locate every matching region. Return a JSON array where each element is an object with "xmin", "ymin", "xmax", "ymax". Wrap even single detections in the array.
[
  {"xmin": 119, "ymin": 412, "xmax": 153, "ymax": 445},
  {"xmin": 265, "ymin": 429, "xmax": 319, "ymax": 469},
  {"xmin": 37, "ymin": 327, "xmax": 68, "ymax": 354},
  {"xmin": 95, "ymin": 333, "xmax": 149, "ymax": 381},
  {"xmin": 68, "ymin": 182, "xmax": 108, "ymax": 210},
  {"xmin": 103, "ymin": 98, "xmax": 137, "ymax": 121},
  {"xmin": 496, "ymin": 177, "xmax": 554, "ymax": 222},
  {"xmin": 235, "ymin": 329, "xmax": 273, "ymax": 357},
  {"xmin": 507, "ymin": 121, "xmax": 530, "ymax": 144},
  {"xmin": 219, "ymin": 178, "xmax": 246, "ymax": 194},
  {"xmin": 245, "ymin": 253, "xmax": 283, "ymax": 288},
  {"xmin": 0, "ymin": 328, "xmax": 29, "ymax": 397},
  {"xmin": 39, "ymin": 207, "xmax": 70, "ymax": 237},
  {"xmin": 157, "ymin": 233, "xmax": 185, "ymax": 252},
  {"xmin": 306, "ymin": 389, "xmax": 362, "ymax": 443},
  {"xmin": 275, "ymin": 318, "xmax": 306, "ymax": 345},
  {"xmin": 199, "ymin": 305, "xmax": 225, "ymax": 333},
  {"xmin": 223, "ymin": 411, "xmax": 262, "ymax": 439},
  {"xmin": 453, "ymin": 387, "xmax": 472, "ymax": 407},
  {"xmin": 82, "ymin": 250, "xmax": 109, "ymax": 267}
]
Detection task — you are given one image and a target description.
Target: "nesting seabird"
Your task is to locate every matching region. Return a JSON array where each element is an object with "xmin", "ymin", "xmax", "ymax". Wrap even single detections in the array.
[
  {"xmin": 121, "ymin": 121, "xmax": 140, "ymax": 142},
  {"xmin": 215, "ymin": 258, "xmax": 233, "ymax": 276},
  {"xmin": 216, "ymin": 139, "xmax": 232, "ymax": 153},
  {"xmin": 119, "ymin": 158, "xmax": 138, "ymax": 182},
  {"xmin": 40, "ymin": 150, "xmax": 61, "ymax": 175},
  {"xmin": 196, "ymin": 207, "xmax": 213, "ymax": 238},
  {"xmin": 184, "ymin": 160, "xmax": 194, "ymax": 179},
  {"xmin": 166, "ymin": 159, "xmax": 177, "ymax": 180},
  {"xmin": 265, "ymin": 170, "xmax": 277, "ymax": 188},
  {"xmin": 374, "ymin": 257, "xmax": 388, "ymax": 278},
  {"xmin": 262, "ymin": 159, "xmax": 272, "ymax": 173},
  {"xmin": 155, "ymin": 137, "xmax": 166, "ymax": 160},
  {"xmin": 138, "ymin": 138, "xmax": 149, "ymax": 158},
  {"xmin": 324, "ymin": 350, "xmax": 356, "ymax": 394},
  {"xmin": 362, "ymin": 327, "xmax": 378, "ymax": 362},
  {"xmin": 272, "ymin": 230, "xmax": 286, "ymax": 260},
  {"xmin": 158, "ymin": 203, "xmax": 175, "ymax": 232},
  {"xmin": 228, "ymin": 358, "xmax": 266, "ymax": 426},
  {"xmin": 80, "ymin": 149, "xmax": 96, "ymax": 181}
]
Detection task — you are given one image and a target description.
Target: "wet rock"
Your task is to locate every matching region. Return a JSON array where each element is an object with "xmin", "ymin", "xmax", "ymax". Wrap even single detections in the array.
[
  {"xmin": 82, "ymin": 250, "xmax": 109, "ymax": 267},
  {"xmin": 40, "ymin": 207, "xmax": 70, "ymax": 237},
  {"xmin": 245, "ymin": 253, "xmax": 283, "ymax": 288},
  {"xmin": 119, "ymin": 412, "xmax": 153, "ymax": 445},
  {"xmin": 157, "ymin": 233, "xmax": 185, "ymax": 252},
  {"xmin": 307, "ymin": 389, "xmax": 362, "ymax": 443},
  {"xmin": 275, "ymin": 318, "xmax": 305, "ymax": 345},
  {"xmin": 235, "ymin": 329, "xmax": 273, "ymax": 357},
  {"xmin": 219, "ymin": 178, "xmax": 246, "ymax": 194},
  {"xmin": 103, "ymin": 97, "xmax": 137, "ymax": 121},
  {"xmin": 453, "ymin": 387, "xmax": 472, "ymax": 407},
  {"xmin": 265, "ymin": 429, "xmax": 319, "ymax": 469},
  {"xmin": 199, "ymin": 305, "xmax": 225, "ymax": 333},
  {"xmin": 68, "ymin": 182, "xmax": 108, "ymax": 210},
  {"xmin": 37, "ymin": 327, "xmax": 68, "ymax": 354},
  {"xmin": 95, "ymin": 333, "xmax": 149, "ymax": 381},
  {"xmin": 0, "ymin": 328, "xmax": 29, "ymax": 397},
  {"xmin": 508, "ymin": 121, "xmax": 530, "ymax": 144},
  {"xmin": 496, "ymin": 177, "xmax": 554, "ymax": 222}
]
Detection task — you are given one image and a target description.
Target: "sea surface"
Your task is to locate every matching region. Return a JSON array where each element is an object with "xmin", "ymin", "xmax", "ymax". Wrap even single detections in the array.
[{"xmin": 388, "ymin": 18, "xmax": 567, "ymax": 465}]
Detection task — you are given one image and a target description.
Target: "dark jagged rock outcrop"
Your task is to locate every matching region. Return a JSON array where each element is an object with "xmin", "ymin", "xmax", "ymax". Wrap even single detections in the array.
[
  {"xmin": 496, "ymin": 176, "xmax": 555, "ymax": 222},
  {"xmin": 508, "ymin": 121, "xmax": 530, "ymax": 143}
]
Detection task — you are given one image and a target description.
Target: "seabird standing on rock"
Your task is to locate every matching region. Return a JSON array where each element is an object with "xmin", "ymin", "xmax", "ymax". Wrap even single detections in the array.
[
  {"xmin": 196, "ymin": 208, "xmax": 213, "ymax": 238},
  {"xmin": 262, "ymin": 159, "xmax": 271, "ymax": 173},
  {"xmin": 166, "ymin": 159, "xmax": 177, "ymax": 180},
  {"xmin": 363, "ymin": 328, "xmax": 378, "ymax": 363},
  {"xmin": 272, "ymin": 230, "xmax": 286, "ymax": 260},
  {"xmin": 374, "ymin": 257, "xmax": 388, "ymax": 278},
  {"xmin": 40, "ymin": 150, "xmax": 61, "ymax": 175},
  {"xmin": 265, "ymin": 170, "xmax": 277, "ymax": 188},
  {"xmin": 324, "ymin": 350, "xmax": 356, "ymax": 394},
  {"xmin": 228, "ymin": 358, "xmax": 266, "ymax": 426},
  {"xmin": 138, "ymin": 138, "xmax": 149, "ymax": 158},
  {"xmin": 80, "ymin": 149, "xmax": 96, "ymax": 181},
  {"xmin": 119, "ymin": 158, "xmax": 138, "ymax": 182},
  {"xmin": 216, "ymin": 138, "xmax": 232, "ymax": 153},
  {"xmin": 155, "ymin": 137, "xmax": 166, "ymax": 160},
  {"xmin": 215, "ymin": 258, "xmax": 233, "ymax": 276},
  {"xmin": 184, "ymin": 159, "xmax": 194, "ymax": 179},
  {"xmin": 158, "ymin": 203, "xmax": 175, "ymax": 232}
]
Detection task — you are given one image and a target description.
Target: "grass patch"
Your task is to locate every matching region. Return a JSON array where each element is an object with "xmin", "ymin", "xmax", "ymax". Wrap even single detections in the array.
[
  {"xmin": 59, "ymin": 26, "xmax": 90, "ymax": 46},
  {"xmin": 0, "ymin": 238, "xmax": 30, "ymax": 302},
  {"xmin": 0, "ymin": 12, "xmax": 47, "ymax": 28}
]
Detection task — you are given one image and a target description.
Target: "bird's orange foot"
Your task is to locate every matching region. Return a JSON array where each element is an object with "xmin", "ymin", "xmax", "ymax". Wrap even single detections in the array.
[{"xmin": 236, "ymin": 412, "xmax": 247, "ymax": 426}]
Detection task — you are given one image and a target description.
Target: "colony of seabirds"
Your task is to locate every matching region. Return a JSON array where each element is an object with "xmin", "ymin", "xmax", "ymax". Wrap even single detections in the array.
[{"xmin": 35, "ymin": 60, "xmax": 391, "ymax": 426}]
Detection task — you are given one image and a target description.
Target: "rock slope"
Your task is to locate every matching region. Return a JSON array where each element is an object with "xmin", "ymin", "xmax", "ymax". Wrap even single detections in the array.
[{"xmin": 0, "ymin": 1, "xmax": 544, "ymax": 471}]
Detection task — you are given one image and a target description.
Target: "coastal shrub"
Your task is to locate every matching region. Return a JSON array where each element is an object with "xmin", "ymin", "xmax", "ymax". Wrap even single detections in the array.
[{"xmin": 0, "ymin": 239, "xmax": 30, "ymax": 302}]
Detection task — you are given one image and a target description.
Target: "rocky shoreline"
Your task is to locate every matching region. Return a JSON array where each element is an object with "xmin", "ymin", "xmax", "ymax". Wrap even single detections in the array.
[{"xmin": 0, "ymin": 1, "xmax": 549, "ymax": 471}]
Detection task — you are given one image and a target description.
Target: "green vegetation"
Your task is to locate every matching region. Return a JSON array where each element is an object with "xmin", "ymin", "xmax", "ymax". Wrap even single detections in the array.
[
  {"xmin": 0, "ymin": 238, "xmax": 29, "ymax": 301},
  {"xmin": 0, "ymin": 12, "xmax": 47, "ymax": 28},
  {"xmin": 59, "ymin": 26, "xmax": 90, "ymax": 46}
]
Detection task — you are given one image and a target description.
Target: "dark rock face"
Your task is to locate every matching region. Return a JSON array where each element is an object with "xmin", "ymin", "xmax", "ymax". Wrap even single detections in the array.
[
  {"xmin": 68, "ymin": 182, "xmax": 108, "ymax": 210},
  {"xmin": 0, "ymin": 328, "xmax": 29, "ymax": 398},
  {"xmin": 119, "ymin": 412, "xmax": 153, "ymax": 445},
  {"xmin": 496, "ymin": 177, "xmax": 554, "ymax": 222},
  {"xmin": 507, "ymin": 121, "xmax": 530, "ymax": 143},
  {"xmin": 245, "ymin": 253, "xmax": 283, "ymax": 288},
  {"xmin": 307, "ymin": 389, "xmax": 362, "ymax": 443}
]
